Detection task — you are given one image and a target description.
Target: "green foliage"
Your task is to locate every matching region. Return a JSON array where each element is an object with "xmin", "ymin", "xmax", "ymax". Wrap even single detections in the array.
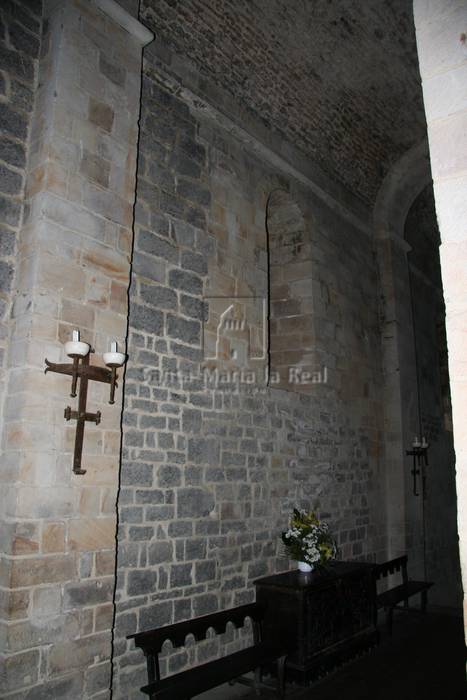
[{"xmin": 281, "ymin": 508, "xmax": 337, "ymax": 566}]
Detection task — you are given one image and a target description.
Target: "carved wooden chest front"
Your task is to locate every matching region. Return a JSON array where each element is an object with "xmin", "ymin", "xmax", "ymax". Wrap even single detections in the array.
[{"xmin": 255, "ymin": 561, "xmax": 378, "ymax": 684}]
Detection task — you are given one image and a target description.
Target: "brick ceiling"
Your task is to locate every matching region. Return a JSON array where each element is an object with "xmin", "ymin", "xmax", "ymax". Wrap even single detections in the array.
[{"xmin": 142, "ymin": 0, "xmax": 426, "ymax": 205}]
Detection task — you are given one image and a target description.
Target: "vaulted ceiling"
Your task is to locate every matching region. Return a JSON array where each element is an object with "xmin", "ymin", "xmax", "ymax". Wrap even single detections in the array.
[{"xmin": 142, "ymin": 0, "xmax": 427, "ymax": 205}]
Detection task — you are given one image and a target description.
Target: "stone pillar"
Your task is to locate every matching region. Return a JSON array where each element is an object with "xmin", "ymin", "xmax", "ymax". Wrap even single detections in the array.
[
  {"xmin": 414, "ymin": 0, "xmax": 467, "ymax": 639},
  {"xmin": 0, "ymin": 1, "xmax": 152, "ymax": 697},
  {"xmin": 375, "ymin": 234, "xmax": 424, "ymax": 569}
]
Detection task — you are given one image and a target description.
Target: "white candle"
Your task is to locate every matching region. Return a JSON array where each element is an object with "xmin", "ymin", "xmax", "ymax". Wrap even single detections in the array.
[
  {"xmin": 111, "ymin": 341, "xmax": 117, "ymax": 353},
  {"xmin": 421, "ymin": 436, "xmax": 428, "ymax": 448},
  {"xmin": 73, "ymin": 329, "xmax": 80, "ymax": 342},
  {"xmin": 413, "ymin": 436, "xmax": 421, "ymax": 448}
]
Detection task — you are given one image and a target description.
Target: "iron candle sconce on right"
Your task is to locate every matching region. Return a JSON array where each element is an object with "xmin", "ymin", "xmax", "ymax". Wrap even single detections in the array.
[{"xmin": 406, "ymin": 436, "xmax": 429, "ymax": 497}]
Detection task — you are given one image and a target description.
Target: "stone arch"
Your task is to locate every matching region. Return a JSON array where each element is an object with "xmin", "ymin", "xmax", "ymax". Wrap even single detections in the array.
[
  {"xmin": 374, "ymin": 140, "xmax": 432, "ymax": 243},
  {"xmin": 373, "ymin": 140, "xmax": 432, "ymax": 569},
  {"xmin": 266, "ymin": 189, "xmax": 314, "ymax": 392}
]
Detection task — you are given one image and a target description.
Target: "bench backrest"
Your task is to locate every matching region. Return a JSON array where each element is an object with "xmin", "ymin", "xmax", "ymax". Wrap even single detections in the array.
[
  {"xmin": 128, "ymin": 602, "xmax": 265, "ymax": 656},
  {"xmin": 374, "ymin": 555, "xmax": 408, "ymax": 583}
]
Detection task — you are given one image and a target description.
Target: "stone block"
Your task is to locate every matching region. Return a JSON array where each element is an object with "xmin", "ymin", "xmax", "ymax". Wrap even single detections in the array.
[
  {"xmin": 145, "ymin": 504, "xmax": 174, "ymax": 521},
  {"xmin": 84, "ymin": 661, "xmax": 112, "ymax": 695},
  {"xmin": 80, "ymin": 150, "xmax": 110, "ymax": 188},
  {"xmin": 148, "ymin": 541, "xmax": 173, "ymax": 565},
  {"xmin": 156, "ymin": 464, "xmax": 181, "ymax": 488},
  {"xmin": 8, "ymin": 20, "xmax": 40, "ymax": 57},
  {"xmin": 64, "ymin": 577, "xmax": 114, "ymax": 609},
  {"xmin": 11, "ymin": 555, "xmax": 76, "ymax": 587},
  {"xmin": 41, "ymin": 192, "xmax": 106, "ymax": 242},
  {"xmin": 95, "ymin": 603, "xmax": 114, "ymax": 631},
  {"xmin": 0, "ymin": 589, "xmax": 29, "ymax": 620},
  {"xmin": 185, "ymin": 538, "xmax": 207, "ymax": 560},
  {"xmin": 99, "ymin": 53, "xmax": 126, "ymax": 87},
  {"xmin": 6, "ymin": 521, "xmax": 39, "ymax": 555},
  {"xmin": 7, "ymin": 612, "xmax": 79, "ymax": 652},
  {"xmin": 0, "ymin": 101, "xmax": 27, "ymax": 139},
  {"xmin": 137, "ymin": 229, "xmax": 179, "ymax": 263},
  {"xmin": 170, "ymin": 151, "xmax": 201, "ymax": 179},
  {"xmin": 122, "ymin": 461, "xmax": 153, "ymax": 486},
  {"xmin": 188, "ymin": 437, "xmax": 220, "ymax": 466},
  {"xmin": 0, "ymin": 225, "xmax": 16, "ymax": 255},
  {"xmin": 140, "ymin": 281, "xmax": 177, "ymax": 310},
  {"xmin": 146, "ymin": 163, "xmax": 175, "ymax": 192},
  {"xmin": 130, "ymin": 302, "xmax": 163, "ymax": 335},
  {"xmin": 32, "ymin": 587, "xmax": 61, "ymax": 619},
  {"xmin": 0, "ymin": 194, "xmax": 21, "ymax": 226},
  {"xmin": 140, "ymin": 600, "xmax": 173, "ymax": 630},
  {"xmin": 2, "ymin": 649, "xmax": 39, "ymax": 693},
  {"xmin": 170, "ymin": 563, "xmax": 192, "ymax": 588},
  {"xmin": 178, "ymin": 134, "xmax": 206, "ymax": 165},
  {"xmin": 0, "ymin": 259, "xmax": 14, "ymax": 292},
  {"xmin": 181, "ymin": 294, "xmax": 207, "ymax": 320},
  {"xmin": 0, "ymin": 163, "xmax": 22, "ymax": 195},
  {"xmin": 173, "ymin": 220, "xmax": 196, "ymax": 247},
  {"xmin": 48, "ymin": 631, "xmax": 111, "ymax": 675},
  {"xmin": 89, "ymin": 96, "xmax": 114, "ymax": 133},
  {"xmin": 168, "ymin": 521, "xmax": 193, "ymax": 538},
  {"xmin": 68, "ymin": 517, "xmax": 116, "ymax": 552},
  {"xmin": 11, "ymin": 80, "xmax": 34, "ymax": 112},
  {"xmin": 167, "ymin": 314, "xmax": 200, "ymax": 345},
  {"xmin": 120, "ymin": 505, "xmax": 143, "ymax": 524},
  {"xmin": 170, "ymin": 341, "xmax": 203, "ymax": 362},
  {"xmin": 177, "ymin": 487, "xmax": 215, "ymax": 518},
  {"xmin": 37, "ymin": 254, "xmax": 86, "ymax": 298},
  {"xmin": 193, "ymin": 594, "xmax": 218, "ymax": 617},
  {"xmin": 182, "ymin": 408, "xmax": 202, "ymax": 433},
  {"xmin": 42, "ymin": 522, "xmax": 65, "ymax": 553},
  {"xmin": 127, "ymin": 569, "xmax": 157, "ymax": 596},
  {"xmin": 168, "ymin": 268, "xmax": 203, "ymax": 295},
  {"xmin": 181, "ymin": 250, "xmax": 208, "ymax": 275},
  {"xmin": 128, "ymin": 525, "xmax": 154, "ymax": 541}
]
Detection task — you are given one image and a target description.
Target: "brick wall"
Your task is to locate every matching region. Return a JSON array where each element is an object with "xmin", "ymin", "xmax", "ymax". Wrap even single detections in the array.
[
  {"xmin": 0, "ymin": 0, "xmax": 41, "ymax": 426},
  {"xmin": 113, "ymin": 63, "xmax": 386, "ymax": 696},
  {"xmin": 140, "ymin": 0, "xmax": 426, "ymax": 205}
]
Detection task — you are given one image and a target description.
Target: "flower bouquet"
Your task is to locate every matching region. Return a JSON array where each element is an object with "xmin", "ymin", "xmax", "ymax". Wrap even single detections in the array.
[{"xmin": 281, "ymin": 508, "xmax": 337, "ymax": 572}]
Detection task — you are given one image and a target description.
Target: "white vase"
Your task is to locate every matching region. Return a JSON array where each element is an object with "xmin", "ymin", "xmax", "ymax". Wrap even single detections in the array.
[{"xmin": 297, "ymin": 561, "xmax": 313, "ymax": 573}]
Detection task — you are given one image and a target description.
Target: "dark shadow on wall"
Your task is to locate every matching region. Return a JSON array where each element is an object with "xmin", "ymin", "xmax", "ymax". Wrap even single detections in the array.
[{"xmin": 404, "ymin": 184, "xmax": 462, "ymax": 609}]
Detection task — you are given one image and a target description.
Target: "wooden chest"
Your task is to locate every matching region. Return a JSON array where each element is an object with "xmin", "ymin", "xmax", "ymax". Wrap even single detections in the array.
[{"xmin": 254, "ymin": 561, "xmax": 378, "ymax": 684}]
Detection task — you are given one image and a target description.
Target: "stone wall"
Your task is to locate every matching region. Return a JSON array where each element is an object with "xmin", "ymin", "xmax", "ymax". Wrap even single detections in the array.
[
  {"xmin": 0, "ymin": 0, "xmax": 41, "ymax": 434},
  {"xmin": 113, "ymin": 60, "xmax": 386, "ymax": 697},
  {"xmin": 268, "ymin": 190, "xmax": 316, "ymax": 392},
  {"xmin": 405, "ymin": 185, "xmax": 461, "ymax": 607},
  {"xmin": 414, "ymin": 0, "xmax": 467, "ymax": 641},
  {"xmin": 0, "ymin": 2, "xmax": 151, "ymax": 697}
]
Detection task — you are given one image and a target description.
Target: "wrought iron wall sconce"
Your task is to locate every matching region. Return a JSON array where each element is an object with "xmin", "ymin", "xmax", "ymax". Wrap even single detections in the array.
[
  {"xmin": 45, "ymin": 330, "xmax": 126, "ymax": 475},
  {"xmin": 406, "ymin": 436, "xmax": 429, "ymax": 497}
]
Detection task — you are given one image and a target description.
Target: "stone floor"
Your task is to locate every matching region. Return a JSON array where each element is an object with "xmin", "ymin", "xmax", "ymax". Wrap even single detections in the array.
[{"xmin": 199, "ymin": 609, "xmax": 466, "ymax": 699}]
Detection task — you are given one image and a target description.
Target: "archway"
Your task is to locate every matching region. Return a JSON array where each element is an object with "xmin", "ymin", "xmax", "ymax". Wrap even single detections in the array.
[{"xmin": 374, "ymin": 142, "xmax": 461, "ymax": 606}]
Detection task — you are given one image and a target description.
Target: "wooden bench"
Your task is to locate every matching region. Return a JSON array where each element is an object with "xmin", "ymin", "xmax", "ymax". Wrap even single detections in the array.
[
  {"xmin": 128, "ymin": 602, "xmax": 287, "ymax": 699},
  {"xmin": 375, "ymin": 555, "xmax": 433, "ymax": 633}
]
